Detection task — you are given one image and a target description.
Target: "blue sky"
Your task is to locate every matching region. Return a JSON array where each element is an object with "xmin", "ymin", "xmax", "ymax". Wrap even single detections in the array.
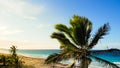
[{"xmin": 0, "ymin": 0, "xmax": 120, "ymax": 49}]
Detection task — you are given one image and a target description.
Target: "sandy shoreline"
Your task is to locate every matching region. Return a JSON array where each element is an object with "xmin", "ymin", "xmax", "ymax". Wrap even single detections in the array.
[
  {"xmin": 0, "ymin": 53, "xmax": 103, "ymax": 68},
  {"xmin": 0, "ymin": 52, "xmax": 69, "ymax": 68},
  {"xmin": 20, "ymin": 56, "xmax": 50, "ymax": 68},
  {"xmin": 20, "ymin": 56, "xmax": 103, "ymax": 68}
]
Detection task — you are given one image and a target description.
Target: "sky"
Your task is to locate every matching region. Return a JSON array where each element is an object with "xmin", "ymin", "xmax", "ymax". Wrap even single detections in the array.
[{"xmin": 0, "ymin": 0, "xmax": 120, "ymax": 49}]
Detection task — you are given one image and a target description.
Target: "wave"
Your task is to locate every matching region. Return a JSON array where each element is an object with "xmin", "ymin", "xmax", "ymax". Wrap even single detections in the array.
[
  {"xmin": 114, "ymin": 62, "xmax": 120, "ymax": 67},
  {"xmin": 89, "ymin": 65, "xmax": 103, "ymax": 68},
  {"xmin": 114, "ymin": 62, "xmax": 120, "ymax": 64}
]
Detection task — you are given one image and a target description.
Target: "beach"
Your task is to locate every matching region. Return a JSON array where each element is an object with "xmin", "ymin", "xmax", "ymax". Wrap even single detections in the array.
[
  {"xmin": 20, "ymin": 56, "xmax": 50, "ymax": 68},
  {"xmin": 0, "ymin": 49, "xmax": 120, "ymax": 68},
  {"xmin": 0, "ymin": 0, "xmax": 119, "ymax": 68},
  {"xmin": 16, "ymin": 55, "xmax": 103, "ymax": 68},
  {"xmin": 0, "ymin": 53, "xmax": 48, "ymax": 68},
  {"xmin": 17, "ymin": 56, "xmax": 106, "ymax": 68},
  {"xmin": 0, "ymin": 52, "xmax": 70, "ymax": 68},
  {"xmin": 0, "ymin": 53, "xmax": 100, "ymax": 68}
]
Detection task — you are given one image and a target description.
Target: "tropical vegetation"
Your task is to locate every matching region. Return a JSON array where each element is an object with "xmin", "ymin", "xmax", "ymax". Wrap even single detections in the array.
[
  {"xmin": 0, "ymin": 45, "xmax": 23, "ymax": 68},
  {"xmin": 45, "ymin": 15, "xmax": 119, "ymax": 68}
]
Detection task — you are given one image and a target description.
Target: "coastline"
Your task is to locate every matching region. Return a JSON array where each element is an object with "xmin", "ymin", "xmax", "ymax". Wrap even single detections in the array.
[
  {"xmin": 0, "ymin": 50, "xmax": 119, "ymax": 68},
  {"xmin": 0, "ymin": 52, "xmax": 50, "ymax": 68},
  {"xmin": 20, "ymin": 56, "xmax": 50, "ymax": 68},
  {"xmin": 0, "ymin": 52, "xmax": 103, "ymax": 68}
]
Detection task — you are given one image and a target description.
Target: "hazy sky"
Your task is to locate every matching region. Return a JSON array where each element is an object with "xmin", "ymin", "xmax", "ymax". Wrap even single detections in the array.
[{"xmin": 0, "ymin": 0, "xmax": 120, "ymax": 49}]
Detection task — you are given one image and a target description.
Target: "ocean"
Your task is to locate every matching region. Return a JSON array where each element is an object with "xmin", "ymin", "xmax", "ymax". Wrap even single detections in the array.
[{"xmin": 1, "ymin": 49, "xmax": 120, "ymax": 68}]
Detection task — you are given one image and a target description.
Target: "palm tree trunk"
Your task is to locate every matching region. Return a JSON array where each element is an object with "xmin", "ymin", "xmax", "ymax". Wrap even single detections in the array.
[{"xmin": 80, "ymin": 58, "xmax": 88, "ymax": 68}]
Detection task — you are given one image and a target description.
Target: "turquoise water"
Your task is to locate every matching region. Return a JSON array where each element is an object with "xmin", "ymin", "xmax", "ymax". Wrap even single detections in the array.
[
  {"xmin": 17, "ymin": 50, "xmax": 120, "ymax": 62},
  {"xmin": 17, "ymin": 49, "xmax": 60, "ymax": 58},
  {"xmin": 1, "ymin": 49, "xmax": 120, "ymax": 67}
]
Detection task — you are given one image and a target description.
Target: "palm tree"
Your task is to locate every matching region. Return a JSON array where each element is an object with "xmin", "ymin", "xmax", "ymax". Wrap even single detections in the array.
[
  {"xmin": 45, "ymin": 15, "xmax": 119, "ymax": 68},
  {"xmin": 10, "ymin": 45, "xmax": 17, "ymax": 57},
  {"xmin": 10, "ymin": 45, "xmax": 22, "ymax": 68}
]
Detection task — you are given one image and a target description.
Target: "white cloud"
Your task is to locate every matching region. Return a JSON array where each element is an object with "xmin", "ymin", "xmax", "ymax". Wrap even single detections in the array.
[
  {"xmin": 0, "ymin": 0, "xmax": 44, "ymax": 34},
  {"xmin": 0, "ymin": 0, "xmax": 44, "ymax": 20},
  {"xmin": 1, "ymin": 30, "xmax": 23, "ymax": 35},
  {"xmin": 0, "ymin": 26, "xmax": 7, "ymax": 30},
  {"xmin": 0, "ymin": 25, "xmax": 23, "ymax": 35},
  {"xmin": 37, "ymin": 24, "xmax": 51, "ymax": 28}
]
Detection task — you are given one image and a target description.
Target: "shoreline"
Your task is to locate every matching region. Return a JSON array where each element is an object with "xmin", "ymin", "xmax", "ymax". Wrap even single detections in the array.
[
  {"xmin": 0, "ymin": 52, "xmax": 101, "ymax": 68},
  {"xmin": 0, "ymin": 52, "xmax": 50, "ymax": 68},
  {"xmin": 0, "ymin": 52, "xmax": 119, "ymax": 68}
]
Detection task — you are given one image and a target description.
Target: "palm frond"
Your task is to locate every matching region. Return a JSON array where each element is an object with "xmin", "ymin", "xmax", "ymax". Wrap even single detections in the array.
[
  {"xmin": 61, "ymin": 48, "xmax": 84, "ymax": 60},
  {"xmin": 91, "ymin": 55, "xmax": 119, "ymax": 68},
  {"xmin": 89, "ymin": 23, "xmax": 110, "ymax": 49},
  {"xmin": 70, "ymin": 15, "xmax": 92, "ymax": 46},
  {"xmin": 45, "ymin": 53, "xmax": 61, "ymax": 64},
  {"xmin": 86, "ymin": 22, "xmax": 92, "ymax": 43},
  {"xmin": 45, "ymin": 52, "xmax": 72, "ymax": 64},
  {"xmin": 55, "ymin": 24, "xmax": 77, "ymax": 45},
  {"xmin": 51, "ymin": 32, "xmax": 79, "ymax": 50}
]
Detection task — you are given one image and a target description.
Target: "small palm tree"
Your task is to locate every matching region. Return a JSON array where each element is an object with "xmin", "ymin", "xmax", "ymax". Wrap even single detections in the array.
[
  {"xmin": 10, "ymin": 45, "xmax": 22, "ymax": 68},
  {"xmin": 10, "ymin": 45, "xmax": 17, "ymax": 57},
  {"xmin": 45, "ymin": 15, "xmax": 119, "ymax": 68}
]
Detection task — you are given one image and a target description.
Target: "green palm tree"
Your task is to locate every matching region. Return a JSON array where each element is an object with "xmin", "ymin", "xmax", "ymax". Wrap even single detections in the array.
[
  {"xmin": 45, "ymin": 15, "xmax": 119, "ymax": 68},
  {"xmin": 10, "ymin": 45, "xmax": 21, "ymax": 68},
  {"xmin": 10, "ymin": 45, "xmax": 17, "ymax": 57}
]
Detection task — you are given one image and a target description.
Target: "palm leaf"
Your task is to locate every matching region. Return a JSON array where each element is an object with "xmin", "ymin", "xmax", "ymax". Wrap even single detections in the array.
[
  {"xmin": 61, "ymin": 48, "xmax": 84, "ymax": 60},
  {"xmin": 91, "ymin": 55, "xmax": 119, "ymax": 68},
  {"xmin": 51, "ymin": 32, "xmax": 79, "ymax": 50},
  {"xmin": 55, "ymin": 24, "xmax": 77, "ymax": 45},
  {"xmin": 70, "ymin": 15, "xmax": 92, "ymax": 46},
  {"xmin": 45, "ymin": 53, "xmax": 61, "ymax": 64},
  {"xmin": 45, "ymin": 52, "xmax": 72, "ymax": 64},
  {"xmin": 89, "ymin": 23, "xmax": 110, "ymax": 49}
]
